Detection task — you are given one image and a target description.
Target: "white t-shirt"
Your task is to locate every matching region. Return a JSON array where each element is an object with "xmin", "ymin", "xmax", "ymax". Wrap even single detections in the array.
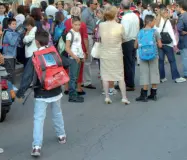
[
  {"xmin": 45, "ymin": 5, "xmax": 58, "ymax": 19},
  {"xmin": 66, "ymin": 29, "xmax": 84, "ymax": 58}
]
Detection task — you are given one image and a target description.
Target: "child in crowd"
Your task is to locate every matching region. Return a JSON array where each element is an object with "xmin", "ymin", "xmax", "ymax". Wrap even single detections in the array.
[
  {"xmin": 135, "ymin": 15, "xmax": 162, "ymax": 102},
  {"xmin": 65, "ymin": 16, "xmax": 84, "ymax": 103},
  {"xmin": 16, "ymin": 30, "xmax": 66, "ymax": 157},
  {"xmin": 41, "ymin": 13, "xmax": 53, "ymax": 46},
  {"xmin": 2, "ymin": 18, "xmax": 20, "ymax": 84},
  {"xmin": 23, "ymin": 17, "xmax": 38, "ymax": 67}
]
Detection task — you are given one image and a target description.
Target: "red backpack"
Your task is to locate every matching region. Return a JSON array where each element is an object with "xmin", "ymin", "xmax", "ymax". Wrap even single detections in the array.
[{"xmin": 32, "ymin": 46, "xmax": 69, "ymax": 90}]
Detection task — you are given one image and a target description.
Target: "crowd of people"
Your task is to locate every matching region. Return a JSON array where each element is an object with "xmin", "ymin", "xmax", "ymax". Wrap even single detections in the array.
[{"xmin": 0, "ymin": 0, "xmax": 187, "ymax": 157}]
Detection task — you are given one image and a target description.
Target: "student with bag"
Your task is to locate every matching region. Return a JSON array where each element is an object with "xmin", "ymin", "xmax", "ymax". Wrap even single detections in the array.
[
  {"xmin": 16, "ymin": 30, "xmax": 68, "ymax": 157},
  {"xmin": 65, "ymin": 16, "xmax": 85, "ymax": 103},
  {"xmin": 157, "ymin": 6, "xmax": 186, "ymax": 83},
  {"xmin": 135, "ymin": 15, "xmax": 162, "ymax": 102}
]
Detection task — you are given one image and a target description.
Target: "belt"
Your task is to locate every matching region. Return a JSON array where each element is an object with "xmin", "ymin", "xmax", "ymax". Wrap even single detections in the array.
[{"xmin": 88, "ymin": 33, "xmax": 94, "ymax": 35}]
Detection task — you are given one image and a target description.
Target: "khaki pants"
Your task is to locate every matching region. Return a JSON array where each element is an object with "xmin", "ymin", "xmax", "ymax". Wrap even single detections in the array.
[{"xmin": 83, "ymin": 35, "xmax": 93, "ymax": 86}]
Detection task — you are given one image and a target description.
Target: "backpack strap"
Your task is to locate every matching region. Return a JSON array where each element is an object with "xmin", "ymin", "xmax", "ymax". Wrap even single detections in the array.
[
  {"xmin": 69, "ymin": 30, "xmax": 74, "ymax": 47},
  {"xmin": 38, "ymin": 55, "xmax": 46, "ymax": 87},
  {"xmin": 161, "ymin": 19, "xmax": 168, "ymax": 33}
]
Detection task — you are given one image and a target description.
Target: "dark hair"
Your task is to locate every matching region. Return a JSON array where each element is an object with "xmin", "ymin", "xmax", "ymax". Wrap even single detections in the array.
[
  {"xmin": 0, "ymin": 3, "xmax": 6, "ymax": 8},
  {"xmin": 142, "ymin": 3, "xmax": 147, "ymax": 9},
  {"xmin": 144, "ymin": 15, "xmax": 155, "ymax": 25},
  {"xmin": 17, "ymin": 5, "xmax": 25, "ymax": 15},
  {"xmin": 56, "ymin": 1, "xmax": 64, "ymax": 7},
  {"xmin": 48, "ymin": 0, "xmax": 55, "ymax": 5},
  {"xmin": 31, "ymin": 8, "xmax": 42, "ymax": 21},
  {"xmin": 8, "ymin": 18, "xmax": 16, "ymax": 25},
  {"xmin": 87, "ymin": 0, "xmax": 94, "ymax": 7},
  {"xmin": 35, "ymin": 30, "xmax": 49, "ymax": 46},
  {"xmin": 23, "ymin": 17, "xmax": 35, "ymax": 27},
  {"xmin": 55, "ymin": 11, "xmax": 64, "ymax": 25},
  {"xmin": 182, "ymin": 0, "xmax": 187, "ymax": 11},
  {"xmin": 137, "ymin": 1, "xmax": 142, "ymax": 6},
  {"xmin": 40, "ymin": 1, "xmax": 47, "ymax": 12},
  {"xmin": 72, "ymin": 16, "xmax": 81, "ymax": 23},
  {"xmin": 159, "ymin": 4, "xmax": 166, "ymax": 9}
]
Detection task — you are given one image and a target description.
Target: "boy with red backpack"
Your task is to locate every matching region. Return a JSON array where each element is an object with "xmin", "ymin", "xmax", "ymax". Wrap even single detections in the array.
[{"xmin": 16, "ymin": 30, "xmax": 68, "ymax": 157}]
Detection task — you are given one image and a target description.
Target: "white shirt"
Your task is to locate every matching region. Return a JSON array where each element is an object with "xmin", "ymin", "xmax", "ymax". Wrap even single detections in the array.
[
  {"xmin": 15, "ymin": 14, "xmax": 25, "ymax": 27},
  {"xmin": 35, "ymin": 46, "xmax": 63, "ymax": 102},
  {"xmin": 45, "ymin": 5, "xmax": 58, "ymax": 19},
  {"xmin": 66, "ymin": 29, "xmax": 84, "ymax": 58},
  {"xmin": 156, "ymin": 17, "xmax": 177, "ymax": 47},
  {"xmin": 142, "ymin": 9, "xmax": 153, "ymax": 20},
  {"xmin": 23, "ymin": 26, "xmax": 38, "ymax": 58},
  {"xmin": 121, "ymin": 12, "xmax": 139, "ymax": 42}
]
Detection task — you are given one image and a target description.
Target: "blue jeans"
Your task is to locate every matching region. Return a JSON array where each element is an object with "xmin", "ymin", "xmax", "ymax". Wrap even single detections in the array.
[
  {"xmin": 181, "ymin": 48, "xmax": 187, "ymax": 77},
  {"xmin": 69, "ymin": 59, "xmax": 80, "ymax": 97},
  {"xmin": 32, "ymin": 99, "xmax": 66, "ymax": 147},
  {"xmin": 159, "ymin": 45, "xmax": 180, "ymax": 80}
]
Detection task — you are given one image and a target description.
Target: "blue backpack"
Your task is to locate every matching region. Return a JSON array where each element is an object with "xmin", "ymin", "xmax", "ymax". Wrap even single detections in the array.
[
  {"xmin": 138, "ymin": 29, "xmax": 157, "ymax": 61},
  {"xmin": 54, "ymin": 19, "xmax": 66, "ymax": 43}
]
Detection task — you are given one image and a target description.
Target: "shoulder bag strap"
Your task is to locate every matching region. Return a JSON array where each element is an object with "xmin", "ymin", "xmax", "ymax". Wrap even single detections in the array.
[
  {"xmin": 161, "ymin": 19, "xmax": 168, "ymax": 33},
  {"xmin": 69, "ymin": 30, "xmax": 74, "ymax": 47}
]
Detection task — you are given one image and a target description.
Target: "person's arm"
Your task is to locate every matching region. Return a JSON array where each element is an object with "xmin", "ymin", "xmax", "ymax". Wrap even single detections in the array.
[
  {"xmin": 177, "ymin": 18, "xmax": 187, "ymax": 35},
  {"xmin": 16, "ymin": 58, "xmax": 34, "ymax": 98},
  {"xmin": 166, "ymin": 20, "xmax": 177, "ymax": 46},
  {"xmin": 23, "ymin": 27, "xmax": 36, "ymax": 43},
  {"xmin": 82, "ymin": 23, "xmax": 89, "ymax": 57},
  {"xmin": 0, "ymin": 53, "xmax": 4, "ymax": 64},
  {"xmin": 121, "ymin": 17, "xmax": 130, "ymax": 39},
  {"xmin": 5, "ymin": 32, "xmax": 20, "ymax": 46},
  {"xmin": 81, "ymin": 10, "xmax": 87, "ymax": 24},
  {"xmin": 134, "ymin": 39, "xmax": 138, "ymax": 49},
  {"xmin": 155, "ymin": 30, "xmax": 162, "ymax": 48}
]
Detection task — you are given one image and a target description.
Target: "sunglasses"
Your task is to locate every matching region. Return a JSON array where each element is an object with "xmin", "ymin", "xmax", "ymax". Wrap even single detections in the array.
[{"xmin": 92, "ymin": 3, "xmax": 98, "ymax": 5}]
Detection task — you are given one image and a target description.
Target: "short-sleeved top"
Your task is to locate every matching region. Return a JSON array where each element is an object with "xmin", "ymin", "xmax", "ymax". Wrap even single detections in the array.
[
  {"xmin": 65, "ymin": 18, "xmax": 88, "ymax": 52},
  {"xmin": 66, "ymin": 29, "xmax": 84, "ymax": 58}
]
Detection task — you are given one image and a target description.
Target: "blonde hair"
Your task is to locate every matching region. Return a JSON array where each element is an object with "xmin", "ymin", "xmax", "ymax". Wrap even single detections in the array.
[
  {"xmin": 70, "ymin": 6, "xmax": 81, "ymax": 18},
  {"xmin": 104, "ymin": 6, "xmax": 117, "ymax": 21}
]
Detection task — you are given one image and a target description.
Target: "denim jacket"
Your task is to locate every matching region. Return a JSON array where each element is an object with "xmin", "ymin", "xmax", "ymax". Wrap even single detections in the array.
[
  {"xmin": 2, "ymin": 28, "xmax": 20, "ymax": 58},
  {"xmin": 177, "ymin": 12, "xmax": 187, "ymax": 50}
]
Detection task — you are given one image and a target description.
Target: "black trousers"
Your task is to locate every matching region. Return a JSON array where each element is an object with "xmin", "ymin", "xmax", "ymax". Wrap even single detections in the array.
[
  {"xmin": 122, "ymin": 40, "xmax": 136, "ymax": 88},
  {"xmin": 3, "ymin": 58, "xmax": 16, "ymax": 84}
]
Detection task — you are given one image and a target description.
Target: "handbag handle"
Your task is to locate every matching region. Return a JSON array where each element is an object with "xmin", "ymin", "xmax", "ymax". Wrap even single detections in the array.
[{"xmin": 161, "ymin": 19, "xmax": 168, "ymax": 33}]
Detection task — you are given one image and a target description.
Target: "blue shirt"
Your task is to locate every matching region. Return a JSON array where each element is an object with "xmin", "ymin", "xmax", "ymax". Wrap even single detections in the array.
[
  {"xmin": 177, "ymin": 12, "xmax": 187, "ymax": 49},
  {"xmin": 2, "ymin": 28, "xmax": 20, "ymax": 58}
]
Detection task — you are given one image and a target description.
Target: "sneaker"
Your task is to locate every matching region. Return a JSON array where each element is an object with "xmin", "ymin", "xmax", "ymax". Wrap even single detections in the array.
[
  {"xmin": 69, "ymin": 96, "xmax": 84, "ymax": 103},
  {"xmin": 109, "ymin": 88, "xmax": 117, "ymax": 95},
  {"xmin": 0, "ymin": 148, "xmax": 4, "ymax": 154},
  {"xmin": 175, "ymin": 77, "xmax": 187, "ymax": 83},
  {"xmin": 58, "ymin": 136, "xmax": 66, "ymax": 144},
  {"xmin": 102, "ymin": 89, "xmax": 117, "ymax": 95},
  {"xmin": 160, "ymin": 78, "xmax": 167, "ymax": 83},
  {"xmin": 31, "ymin": 146, "xmax": 41, "ymax": 157}
]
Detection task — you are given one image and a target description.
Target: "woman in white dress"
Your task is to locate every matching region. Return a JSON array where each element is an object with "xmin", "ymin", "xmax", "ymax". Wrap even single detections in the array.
[{"xmin": 99, "ymin": 6, "xmax": 130, "ymax": 104}]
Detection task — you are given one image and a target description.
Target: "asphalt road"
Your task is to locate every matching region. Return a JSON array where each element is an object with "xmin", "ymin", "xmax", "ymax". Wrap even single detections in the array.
[{"xmin": 1, "ymin": 56, "xmax": 187, "ymax": 160}]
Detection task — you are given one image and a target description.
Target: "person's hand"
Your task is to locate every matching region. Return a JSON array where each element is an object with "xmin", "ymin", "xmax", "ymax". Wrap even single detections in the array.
[
  {"xmin": 74, "ymin": 56, "xmax": 80, "ymax": 63},
  {"xmin": 0, "ymin": 53, "xmax": 4, "ymax": 64}
]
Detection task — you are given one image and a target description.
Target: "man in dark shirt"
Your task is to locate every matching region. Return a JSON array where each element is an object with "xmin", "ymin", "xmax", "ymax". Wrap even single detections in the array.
[{"xmin": 177, "ymin": 0, "xmax": 187, "ymax": 78}]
